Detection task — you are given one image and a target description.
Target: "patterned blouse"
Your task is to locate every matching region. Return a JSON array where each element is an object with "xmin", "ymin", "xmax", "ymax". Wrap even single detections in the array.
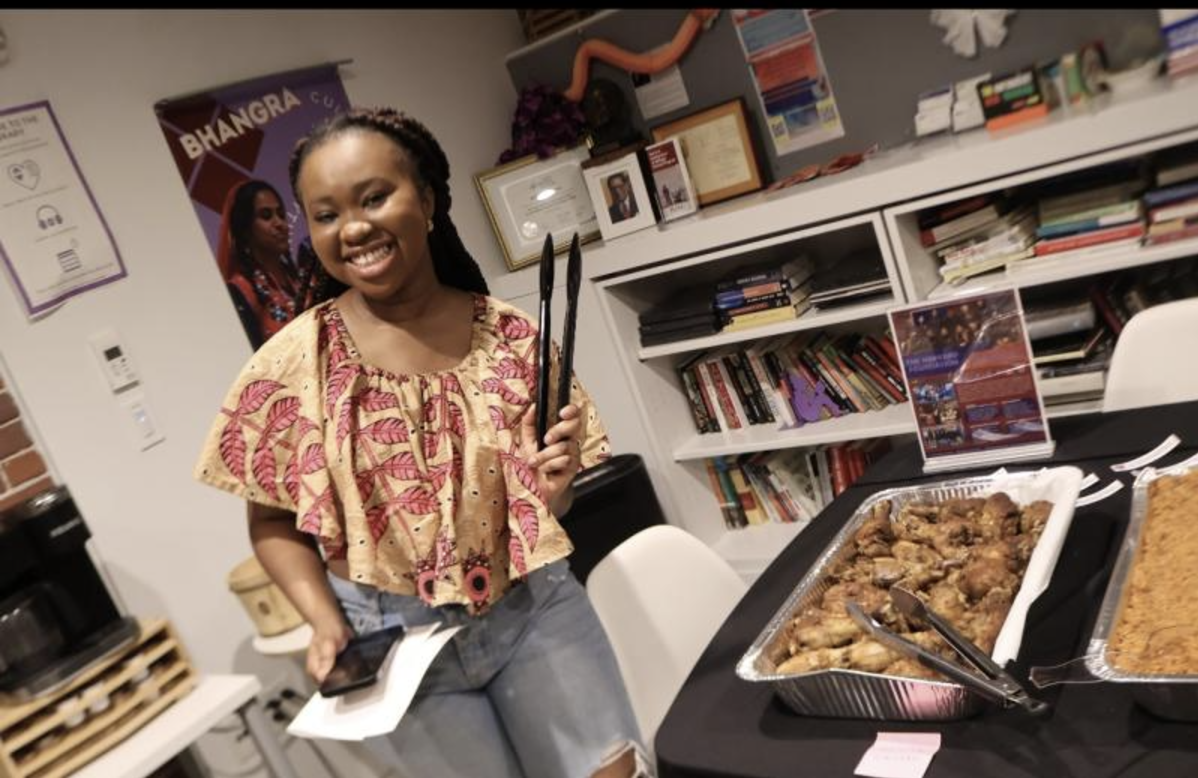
[{"xmin": 194, "ymin": 294, "xmax": 611, "ymax": 612}]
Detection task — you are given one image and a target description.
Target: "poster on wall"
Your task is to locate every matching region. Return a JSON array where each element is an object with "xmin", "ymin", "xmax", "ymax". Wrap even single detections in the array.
[
  {"xmin": 154, "ymin": 64, "xmax": 350, "ymax": 350},
  {"xmin": 888, "ymin": 289, "xmax": 1056, "ymax": 473},
  {"xmin": 0, "ymin": 101, "xmax": 126, "ymax": 318},
  {"xmin": 732, "ymin": 9, "xmax": 845, "ymax": 157}
]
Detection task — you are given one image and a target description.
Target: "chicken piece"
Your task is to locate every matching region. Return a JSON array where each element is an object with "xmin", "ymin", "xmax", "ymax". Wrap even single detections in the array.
[
  {"xmin": 891, "ymin": 540, "xmax": 946, "ymax": 591},
  {"xmin": 970, "ymin": 540, "xmax": 1018, "ymax": 573},
  {"xmin": 828, "ymin": 554, "xmax": 875, "ymax": 584},
  {"xmin": 1005, "ymin": 533, "xmax": 1037, "ymax": 567},
  {"xmin": 855, "ymin": 501, "xmax": 896, "ymax": 557},
  {"xmin": 938, "ymin": 498, "xmax": 986, "ymax": 525},
  {"xmin": 822, "ymin": 580, "xmax": 890, "ymax": 618},
  {"xmin": 960, "ymin": 588, "xmax": 1013, "ymax": 652},
  {"xmin": 1019, "ymin": 500, "xmax": 1053, "ymax": 537},
  {"xmin": 925, "ymin": 579, "xmax": 970, "ymax": 627},
  {"xmin": 976, "ymin": 492, "xmax": 1020, "ymax": 540},
  {"xmin": 927, "ymin": 517, "xmax": 978, "ymax": 561},
  {"xmin": 777, "ymin": 645, "xmax": 851, "ymax": 675},
  {"xmin": 892, "ymin": 515, "xmax": 932, "ymax": 544},
  {"xmin": 848, "ymin": 640, "xmax": 900, "ymax": 673},
  {"xmin": 794, "ymin": 614, "xmax": 861, "ymax": 649},
  {"xmin": 904, "ymin": 502, "xmax": 942, "ymax": 521},
  {"xmin": 905, "ymin": 628, "xmax": 958, "ymax": 661},
  {"xmin": 959, "ymin": 557, "xmax": 1018, "ymax": 602},
  {"xmin": 871, "ymin": 556, "xmax": 905, "ymax": 588},
  {"xmin": 882, "ymin": 657, "xmax": 941, "ymax": 680}
]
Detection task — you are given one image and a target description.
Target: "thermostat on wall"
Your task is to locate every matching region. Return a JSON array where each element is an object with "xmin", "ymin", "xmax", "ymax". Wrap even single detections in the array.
[{"xmin": 87, "ymin": 328, "xmax": 140, "ymax": 393}]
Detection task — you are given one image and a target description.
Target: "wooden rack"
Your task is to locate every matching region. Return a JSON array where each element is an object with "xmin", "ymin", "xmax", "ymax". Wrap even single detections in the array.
[{"xmin": 0, "ymin": 619, "xmax": 196, "ymax": 778}]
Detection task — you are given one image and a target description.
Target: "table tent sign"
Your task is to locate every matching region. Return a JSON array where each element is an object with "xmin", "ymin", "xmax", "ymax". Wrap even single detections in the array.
[{"xmin": 888, "ymin": 288, "xmax": 1056, "ymax": 473}]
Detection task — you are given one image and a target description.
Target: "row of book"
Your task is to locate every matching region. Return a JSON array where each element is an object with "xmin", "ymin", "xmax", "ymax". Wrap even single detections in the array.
[
  {"xmin": 636, "ymin": 253, "xmax": 892, "ymax": 348},
  {"xmin": 918, "ymin": 142, "xmax": 1198, "ymax": 285},
  {"xmin": 703, "ymin": 440, "xmax": 891, "ymax": 530},
  {"xmin": 676, "ymin": 328, "xmax": 908, "ymax": 435}
]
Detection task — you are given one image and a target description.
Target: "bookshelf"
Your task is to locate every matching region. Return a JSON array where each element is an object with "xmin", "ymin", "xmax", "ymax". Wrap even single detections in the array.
[{"xmin": 567, "ymin": 77, "xmax": 1198, "ymax": 580}]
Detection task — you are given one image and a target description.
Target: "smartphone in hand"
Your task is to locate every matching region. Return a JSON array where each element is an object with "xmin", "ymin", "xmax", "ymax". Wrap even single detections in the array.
[{"xmin": 318, "ymin": 624, "xmax": 406, "ymax": 698}]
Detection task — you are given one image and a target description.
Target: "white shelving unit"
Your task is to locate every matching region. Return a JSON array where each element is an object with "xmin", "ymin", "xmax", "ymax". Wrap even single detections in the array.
[{"xmin": 578, "ymin": 77, "xmax": 1198, "ymax": 580}]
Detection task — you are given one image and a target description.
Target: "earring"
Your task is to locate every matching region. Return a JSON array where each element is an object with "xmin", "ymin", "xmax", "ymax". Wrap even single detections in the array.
[{"xmin": 427, "ymin": 218, "xmax": 434, "ymax": 233}]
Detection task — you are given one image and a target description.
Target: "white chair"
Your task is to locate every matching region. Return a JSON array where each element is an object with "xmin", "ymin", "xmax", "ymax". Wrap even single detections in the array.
[
  {"xmin": 586, "ymin": 525, "xmax": 749, "ymax": 757},
  {"xmin": 1103, "ymin": 297, "xmax": 1198, "ymax": 412}
]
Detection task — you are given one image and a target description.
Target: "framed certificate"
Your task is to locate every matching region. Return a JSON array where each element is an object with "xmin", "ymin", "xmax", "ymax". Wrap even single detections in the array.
[
  {"xmin": 650, "ymin": 98, "xmax": 764, "ymax": 207},
  {"xmin": 474, "ymin": 144, "xmax": 600, "ymax": 271}
]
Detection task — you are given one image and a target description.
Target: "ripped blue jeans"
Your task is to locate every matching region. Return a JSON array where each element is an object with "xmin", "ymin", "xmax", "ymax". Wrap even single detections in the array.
[{"xmin": 326, "ymin": 559, "xmax": 647, "ymax": 778}]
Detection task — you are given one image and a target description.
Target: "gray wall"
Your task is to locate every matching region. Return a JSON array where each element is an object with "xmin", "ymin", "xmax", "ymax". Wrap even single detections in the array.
[{"xmin": 507, "ymin": 9, "xmax": 1163, "ymax": 184}]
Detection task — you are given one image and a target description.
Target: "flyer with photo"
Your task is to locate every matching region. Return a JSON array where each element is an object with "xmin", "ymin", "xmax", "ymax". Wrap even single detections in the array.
[
  {"xmin": 888, "ymin": 289, "xmax": 1054, "ymax": 469},
  {"xmin": 645, "ymin": 137, "xmax": 698, "ymax": 222}
]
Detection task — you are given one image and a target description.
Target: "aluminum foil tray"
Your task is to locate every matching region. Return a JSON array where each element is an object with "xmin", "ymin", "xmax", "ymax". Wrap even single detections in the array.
[
  {"xmin": 1084, "ymin": 460, "xmax": 1198, "ymax": 721},
  {"xmin": 736, "ymin": 467, "xmax": 1083, "ymax": 721}
]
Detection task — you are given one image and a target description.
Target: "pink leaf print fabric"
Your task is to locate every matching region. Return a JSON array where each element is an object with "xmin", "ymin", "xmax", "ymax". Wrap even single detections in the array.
[
  {"xmin": 195, "ymin": 295, "xmax": 612, "ymax": 614},
  {"xmin": 509, "ymin": 497, "xmax": 539, "ymax": 551},
  {"xmin": 396, "ymin": 485, "xmax": 438, "ymax": 515},
  {"xmin": 361, "ymin": 418, "xmax": 409, "ymax": 444},
  {"xmin": 497, "ymin": 314, "xmax": 533, "ymax": 341},
  {"xmin": 219, "ymin": 422, "xmax": 247, "ymax": 482},
  {"xmin": 238, "ymin": 380, "xmax": 283, "ymax": 415},
  {"xmin": 509, "ymin": 534, "xmax": 528, "ymax": 577}
]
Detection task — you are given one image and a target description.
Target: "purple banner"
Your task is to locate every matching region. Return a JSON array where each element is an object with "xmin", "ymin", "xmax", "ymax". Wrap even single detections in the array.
[{"xmin": 155, "ymin": 65, "xmax": 350, "ymax": 348}]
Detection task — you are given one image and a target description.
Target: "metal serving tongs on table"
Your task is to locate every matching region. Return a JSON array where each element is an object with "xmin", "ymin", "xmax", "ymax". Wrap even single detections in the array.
[
  {"xmin": 535, "ymin": 232, "xmax": 583, "ymax": 450},
  {"xmin": 846, "ymin": 586, "xmax": 1050, "ymax": 716}
]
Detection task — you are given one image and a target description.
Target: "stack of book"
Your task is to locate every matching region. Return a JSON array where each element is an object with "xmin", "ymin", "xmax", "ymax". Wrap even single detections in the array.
[
  {"xmin": 1161, "ymin": 9, "xmax": 1198, "ymax": 79},
  {"xmin": 1024, "ymin": 292, "xmax": 1112, "ymax": 405},
  {"xmin": 637, "ymin": 284, "xmax": 722, "ymax": 348},
  {"xmin": 918, "ymin": 193, "xmax": 1036, "ymax": 283},
  {"xmin": 716, "ymin": 256, "xmax": 814, "ymax": 332},
  {"xmin": 703, "ymin": 440, "xmax": 891, "ymax": 530},
  {"xmin": 1032, "ymin": 167, "xmax": 1147, "ymax": 259},
  {"xmin": 977, "ymin": 67, "xmax": 1051, "ymax": 132},
  {"xmin": 1144, "ymin": 143, "xmax": 1198, "ymax": 246},
  {"xmin": 804, "ymin": 249, "xmax": 891, "ymax": 309},
  {"xmin": 677, "ymin": 328, "xmax": 908, "ymax": 435}
]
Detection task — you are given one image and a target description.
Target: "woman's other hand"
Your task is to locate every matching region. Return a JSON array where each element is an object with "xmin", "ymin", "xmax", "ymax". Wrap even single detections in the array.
[{"xmin": 307, "ymin": 617, "xmax": 353, "ymax": 684}]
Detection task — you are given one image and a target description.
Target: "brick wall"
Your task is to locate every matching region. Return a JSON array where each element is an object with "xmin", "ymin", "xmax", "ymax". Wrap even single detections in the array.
[{"xmin": 0, "ymin": 376, "xmax": 55, "ymax": 513}]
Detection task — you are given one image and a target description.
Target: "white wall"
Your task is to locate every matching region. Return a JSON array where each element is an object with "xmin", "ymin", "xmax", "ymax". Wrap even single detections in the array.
[{"xmin": 0, "ymin": 10, "xmax": 527, "ymax": 677}]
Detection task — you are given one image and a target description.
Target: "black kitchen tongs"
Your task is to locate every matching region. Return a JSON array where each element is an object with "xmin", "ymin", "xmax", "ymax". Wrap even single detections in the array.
[
  {"xmin": 847, "ymin": 586, "xmax": 1050, "ymax": 716},
  {"xmin": 535, "ymin": 232, "xmax": 583, "ymax": 450}
]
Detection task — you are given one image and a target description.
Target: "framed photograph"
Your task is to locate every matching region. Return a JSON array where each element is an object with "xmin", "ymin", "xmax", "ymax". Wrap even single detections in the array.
[
  {"xmin": 645, "ymin": 137, "xmax": 698, "ymax": 222},
  {"xmin": 651, "ymin": 98, "xmax": 764, "ymax": 207},
  {"xmin": 474, "ymin": 144, "xmax": 600, "ymax": 271},
  {"xmin": 581, "ymin": 146, "xmax": 659, "ymax": 242}
]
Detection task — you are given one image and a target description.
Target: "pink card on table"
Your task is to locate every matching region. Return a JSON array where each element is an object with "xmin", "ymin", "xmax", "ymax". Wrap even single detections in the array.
[{"xmin": 854, "ymin": 732, "xmax": 942, "ymax": 778}]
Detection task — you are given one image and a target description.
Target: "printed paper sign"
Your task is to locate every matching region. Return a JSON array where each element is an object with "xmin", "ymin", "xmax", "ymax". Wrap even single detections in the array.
[
  {"xmin": 0, "ymin": 101, "xmax": 126, "ymax": 316},
  {"xmin": 889, "ymin": 289, "xmax": 1053, "ymax": 470}
]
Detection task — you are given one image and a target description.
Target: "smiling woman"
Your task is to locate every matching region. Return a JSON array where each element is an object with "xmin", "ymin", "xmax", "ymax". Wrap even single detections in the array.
[{"xmin": 193, "ymin": 108, "xmax": 650, "ymax": 778}]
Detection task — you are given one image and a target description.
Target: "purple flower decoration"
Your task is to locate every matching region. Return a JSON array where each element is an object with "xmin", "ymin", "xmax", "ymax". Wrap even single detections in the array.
[{"xmin": 497, "ymin": 85, "xmax": 587, "ymax": 165}]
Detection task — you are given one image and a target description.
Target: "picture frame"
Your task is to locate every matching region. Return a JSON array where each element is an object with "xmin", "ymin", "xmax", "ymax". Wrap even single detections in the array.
[
  {"xmin": 650, "ymin": 98, "xmax": 764, "ymax": 207},
  {"xmin": 645, "ymin": 137, "xmax": 699, "ymax": 222},
  {"xmin": 581, "ymin": 145, "xmax": 659, "ymax": 242},
  {"xmin": 474, "ymin": 144, "xmax": 600, "ymax": 272}
]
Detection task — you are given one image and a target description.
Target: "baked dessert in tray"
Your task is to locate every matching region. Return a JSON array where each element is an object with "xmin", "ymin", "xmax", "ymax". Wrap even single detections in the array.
[{"xmin": 1106, "ymin": 468, "xmax": 1198, "ymax": 675}]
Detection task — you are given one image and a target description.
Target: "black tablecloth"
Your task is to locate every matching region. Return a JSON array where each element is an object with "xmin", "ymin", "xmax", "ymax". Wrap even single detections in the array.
[{"xmin": 656, "ymin": 401, "xmax": 1198, "ymax": 778}]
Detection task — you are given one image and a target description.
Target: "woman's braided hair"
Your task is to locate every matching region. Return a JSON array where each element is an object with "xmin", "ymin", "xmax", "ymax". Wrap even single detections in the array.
[{"xmin": 288, "ymin": 107, "xmax": 489, "ymax": 299}]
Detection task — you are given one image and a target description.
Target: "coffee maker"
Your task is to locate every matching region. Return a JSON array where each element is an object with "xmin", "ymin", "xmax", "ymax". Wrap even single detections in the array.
[{"xmin": 0, "ymin": 486, "xmax": 140, "ymax": 701}]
